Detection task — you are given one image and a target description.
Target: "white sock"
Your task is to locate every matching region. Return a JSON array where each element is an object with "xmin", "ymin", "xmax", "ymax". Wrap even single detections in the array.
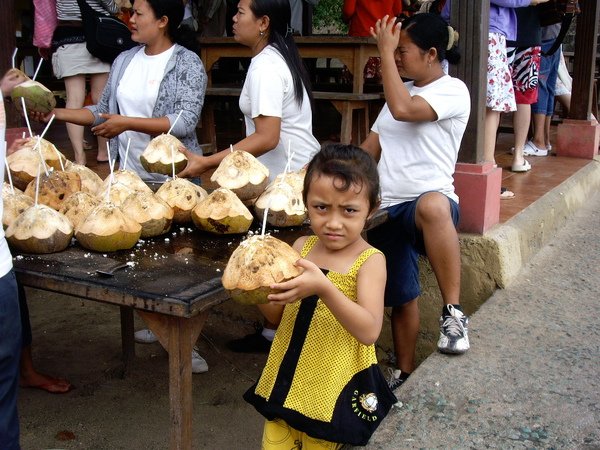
[{"xmin": 261, "ymin": 327, "xmax": 276, "ymax": 342}]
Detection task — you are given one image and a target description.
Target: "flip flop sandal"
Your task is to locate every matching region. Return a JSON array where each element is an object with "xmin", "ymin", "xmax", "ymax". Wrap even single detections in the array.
[{"xmin": 500, "ymin": 187, "xmax": 515, "ymax": 199}]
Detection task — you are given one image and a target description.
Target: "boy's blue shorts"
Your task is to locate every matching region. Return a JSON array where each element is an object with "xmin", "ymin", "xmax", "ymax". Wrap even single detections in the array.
[{"xmin": 367, "ymin": 193, "xmax": 459, "ymax": 307}]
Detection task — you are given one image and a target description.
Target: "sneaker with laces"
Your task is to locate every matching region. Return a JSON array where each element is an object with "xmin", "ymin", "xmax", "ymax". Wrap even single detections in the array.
[
  {"xmin": 437, "ymin": 305, "xmax": 470, "ymax": 354},
  {"xmin": 387, "ymin": 368, "xmax": 409, "ymax": 392},
  {"xmin": 226, "ymin": 328, "xmax": 272, "ymax": 353},
  {"xmin": 134, "ymin": 329, "xmax": 158, "ymax": 344},
  {"xmin": 192, "ymin": 347, "xmax": 208, "ymax": 374}
]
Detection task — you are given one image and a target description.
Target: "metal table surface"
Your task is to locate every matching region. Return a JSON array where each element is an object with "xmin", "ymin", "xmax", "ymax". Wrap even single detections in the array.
[{"xmin": 12, "ymin": 223, "xmax": 310, "ymax": 450}]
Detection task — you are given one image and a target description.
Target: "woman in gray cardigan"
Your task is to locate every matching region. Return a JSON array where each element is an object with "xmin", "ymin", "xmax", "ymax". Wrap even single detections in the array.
[{"xmin": 35, "ymin": 0, "xmax": 207, "ymax": 182}]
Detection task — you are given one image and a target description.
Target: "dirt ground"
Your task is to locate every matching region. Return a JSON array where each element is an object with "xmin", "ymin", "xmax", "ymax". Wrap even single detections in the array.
[{"xmin": 19, "ymin": 287, "xmax": 270, "ymax": 449}]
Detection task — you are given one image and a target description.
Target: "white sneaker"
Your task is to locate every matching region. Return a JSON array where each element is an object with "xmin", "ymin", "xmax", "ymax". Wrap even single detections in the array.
[
  {"xmin": 192, "ymin": 347, "xmax": 208, "ymax": 374},
  {"xmin": 134, "ymin": 329, "xmax": 158, "ymax": 344}
]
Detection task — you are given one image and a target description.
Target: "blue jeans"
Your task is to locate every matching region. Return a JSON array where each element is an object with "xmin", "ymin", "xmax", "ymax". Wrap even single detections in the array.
[
  {"xmin": 532, "ymin": 40, "xmax": 561, "ymax": 116},
  {"xmin": 0, "ymin": 270, "xmax": 21, "ymax": 450}
]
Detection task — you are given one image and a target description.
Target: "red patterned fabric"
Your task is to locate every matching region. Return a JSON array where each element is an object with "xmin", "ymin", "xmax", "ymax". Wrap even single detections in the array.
[{"xmin": 33, "ymin": 0, "xmax": 58, "ymax": 49}]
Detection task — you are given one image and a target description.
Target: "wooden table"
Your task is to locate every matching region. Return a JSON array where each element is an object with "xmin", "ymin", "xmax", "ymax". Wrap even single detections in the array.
[
  {"xmin": 199, "ymin": 36, "xmax": 380, "ymax": 94},
  {"xmin": 198, "ymin": 36, "xmax": 383, "ymax": 150},
  {"xmin": 12, "ymin": 224, "xmax": 309, "ymax": 450}
]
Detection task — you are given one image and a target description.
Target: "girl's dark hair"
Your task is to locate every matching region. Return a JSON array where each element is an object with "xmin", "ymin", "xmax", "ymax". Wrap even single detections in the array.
[
  {"xmin": 303, "ymin": 144, "xmax": 380, "ymax": 213},
  {"xmin": 146, "ymin": 0, "xmax": 200, "ymax": 53},
  {"xmin": 249, "ymin": 0, "xmax": 313, "ymax": 107},
  {"xmin": 401, "ymin": 13, "xmax": 460, "ymax": 65}
]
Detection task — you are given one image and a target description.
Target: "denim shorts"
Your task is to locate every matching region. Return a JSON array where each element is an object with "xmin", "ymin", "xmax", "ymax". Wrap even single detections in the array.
[
  {"xmin": 532, "ymin": 40, "xmax": 561, "ymax": 116},
  {"xmin": 367, "ymin": 193, "xmax": 460, "ymax": 307}
]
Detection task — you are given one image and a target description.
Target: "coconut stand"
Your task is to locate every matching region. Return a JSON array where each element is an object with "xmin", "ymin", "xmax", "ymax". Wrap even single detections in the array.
[{"xmin": 11, "ymin": 218, "xmax": 310, "ymax": 449}]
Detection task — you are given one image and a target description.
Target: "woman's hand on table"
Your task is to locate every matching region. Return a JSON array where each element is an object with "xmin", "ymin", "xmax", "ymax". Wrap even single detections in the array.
[
  {"xmin": 92, "ymin": 113, "xmax": 129, "ymax": 138},
  {"xmin": 176, "ymin": 146, "xmax": 210, "ymax": 178}
]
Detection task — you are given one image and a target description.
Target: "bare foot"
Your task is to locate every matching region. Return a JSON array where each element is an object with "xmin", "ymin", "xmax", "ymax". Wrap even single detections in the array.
[{"xmin": 20, "ymin": 371, "xmax": 72, "ymax": 394}]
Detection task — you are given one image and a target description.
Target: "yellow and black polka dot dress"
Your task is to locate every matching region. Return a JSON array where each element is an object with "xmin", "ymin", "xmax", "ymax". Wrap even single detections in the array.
[{"xmin": 244, "ymin": 236, "xmax": 397, "ymax": 446}]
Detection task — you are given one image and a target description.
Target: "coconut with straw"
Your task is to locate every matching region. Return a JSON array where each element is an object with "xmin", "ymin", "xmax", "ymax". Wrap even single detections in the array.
[
  {"xmin": 10, "ymin": 57, "xmax": 57, "ymax": 114},
  {"xmin": 2, "ymin": 160, "xmax": 34, "ymax": 230},
  {"xmin": 210, "ymin": 150, "xmax": 270, "ymax": 201},
  {"xmin": 191, "ymin": 187, "xmax": 254, "ymax": 234},
  {"xmin": 140, "ymin": 111, "xmax": 188, "ymax": 175},
  {"xmin": 75, "ymin": 156, "xmax": 142, "ymax": 252},
  {"xmin": 6, "ymin": 163, "xmax": 73, "ymax": 254}
]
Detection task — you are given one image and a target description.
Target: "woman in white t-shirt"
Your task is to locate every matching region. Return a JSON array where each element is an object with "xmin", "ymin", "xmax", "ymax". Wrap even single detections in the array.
[
  {"xmin": 179, "ymin": 0, "xmax": 320, "ymax": 178},
  {"xmin": 362, "ymin": 14, "xmax": 471, "ymax": 390}
]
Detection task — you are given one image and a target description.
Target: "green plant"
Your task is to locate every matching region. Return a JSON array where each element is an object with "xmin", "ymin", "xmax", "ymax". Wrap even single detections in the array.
[{"xmin": 313, "ymin": 0, "xmax": 348, "ymax": 34}]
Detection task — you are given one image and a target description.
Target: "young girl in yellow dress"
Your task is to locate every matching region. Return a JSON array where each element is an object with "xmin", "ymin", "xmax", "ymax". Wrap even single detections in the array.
[{"xmin": 244, "ymin": 143, "xmax": 397, "ymax": 449}]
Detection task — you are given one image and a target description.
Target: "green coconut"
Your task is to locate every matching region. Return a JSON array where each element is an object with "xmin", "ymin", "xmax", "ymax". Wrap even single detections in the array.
[
  {"xmin": 5, "ymin": 204, "xmax": 73, "ymax": 254},
  {"xmin": 102, "ymin": 170, "xmax": 152, "ymax": 194},
  {"xmin": 155, "ymin": 177, "xmax": 208, "ymax": 224},
  {"xmin": 6, "ymin": 138, "xmax": 66, "ymax": 191},
  {"xmin": 140, "ymin": 134, "xmax": 188, "ymax": 175},
  {"xmin": 121, "ymin": 191, "xmax": 174, "ymax": 238},
  {"xmin": 191, "ymin": 187, "xmax": 253, "ymax": 234},
  {"xmin": 75, "ymin": 202, "xmax": 142, "ymax": 252},
  {"xmin": 10, "ymin": 71, "xmax": 56, "ymax": 114},
  {"xmin": 222, "ymin": 234, "xmax": 303, "ymax": 305}
]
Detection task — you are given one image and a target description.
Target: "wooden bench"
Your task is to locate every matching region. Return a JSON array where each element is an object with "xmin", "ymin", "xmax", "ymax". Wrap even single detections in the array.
[{"xmin": 200, "ymin": 87, "xmax": 384, "ymax": 153}]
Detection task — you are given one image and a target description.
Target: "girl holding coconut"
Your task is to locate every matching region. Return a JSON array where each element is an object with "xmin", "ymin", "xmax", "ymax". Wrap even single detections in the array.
[
  {"xmin": 32, "ymin": 0, "xmax": 207, "ymax": 183},
  {"xmin": 244, "ymin": 144, "xmax": 395, "ymax": 449}
]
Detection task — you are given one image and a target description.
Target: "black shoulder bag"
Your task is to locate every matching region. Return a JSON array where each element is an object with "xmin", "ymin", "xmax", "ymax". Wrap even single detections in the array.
[
  {"xmin": 76, "ymin": 0, "xmax": 136, "ymax": 63},
  {"xmin": 537, "ymin": 0, "xmax": 581, "ymax": 56}
]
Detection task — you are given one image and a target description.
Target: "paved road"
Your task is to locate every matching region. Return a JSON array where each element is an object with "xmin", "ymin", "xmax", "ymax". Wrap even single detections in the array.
[{"xmin": 360, "ymin": 189, "xmax": 600, "ymax": 449}]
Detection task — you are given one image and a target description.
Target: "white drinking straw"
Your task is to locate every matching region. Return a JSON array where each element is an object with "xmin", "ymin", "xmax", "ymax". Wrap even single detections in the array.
[
  {"xmin": 230, "ymin": 144, "xmax": 234, "ymax": 153},
  {"xmin": 166, "ymin": 110, "xmax": 183, "ymax": 135},
  {"xmin": 33, "ymin": 136, "xmax": 49, "ymax": 177},
  {"xmin": 52, "ymin": 144, "xmax": 64, "ymax": 171},
  {"xmin": 11, "ymin": 48, "xmax": 17, "ymax": 69},
  {"xmin": 171, "ymin": 145, "xmax": 176, "ymax": 179},
  {"xmin": 123, "ymin": 137, "xmax": 131, "ymax": 171},
  {"xmin": 20, "ymin": 98, "xmax": 33, "ymax": 137},
  {"xmin": 5, "ymin": 157, "xmax": 15, "ymax": 195},
  {"xmin": 106, "ymin": 143, "xmax": 115, "ymax": 203},
  {"xmin": 34, "ymin": 163, "xmax": 41, "ymax": 206},
  {"xmin": 32, "ymin": 58, "xmax": 43, "ymax": 81}
]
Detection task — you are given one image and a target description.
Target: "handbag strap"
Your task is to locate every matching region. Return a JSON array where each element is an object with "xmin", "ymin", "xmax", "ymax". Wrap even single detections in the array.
[
  {"xmin": 75, "ymin": 0, "xmax": 111, "ymax": 18},
  {"xmin": 542, "ymin": 14, "xmax": 573, "ymax": 57}
]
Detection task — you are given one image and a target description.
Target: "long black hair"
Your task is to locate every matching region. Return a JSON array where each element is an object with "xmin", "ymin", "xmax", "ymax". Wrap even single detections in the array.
[
  {"xmin": 145, "ymin": 0, "xmax": 200, "ymax": 53},
  {"xmin": 401, "ymin": 13, "xmax": 460, "ymax": 65},
  {"xmin": 249, "ymin": 0, "xmax": 313, "ymax": 106}
]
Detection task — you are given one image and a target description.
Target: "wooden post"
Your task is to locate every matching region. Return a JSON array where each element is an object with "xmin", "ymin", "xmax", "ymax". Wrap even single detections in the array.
[{"xmin": 449, "ymin": 0, "xmax": 489, "ymax": 164}]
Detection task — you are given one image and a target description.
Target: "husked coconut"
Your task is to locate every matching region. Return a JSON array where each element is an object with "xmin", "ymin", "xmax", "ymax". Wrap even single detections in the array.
[
  {"xmin": 97, "ymin": 181, "xmax": 135, "ymax": 207},
  {"xmin": 121, "ymin": 191, "xmax": 174, "ymax": 238},
  {"xmin": 59, "ymin": 191, "xmax": 101, "ymax": 231},
  {"xmin": 76, "ymin": 202, "xmax": 142, "ymax": 252},
  {"xmin": 64, "ymin": 162, "xmax": 103, "ymax": 195},
  {"xmin": 6, "ymin": 204, "xmax": 73, "ymax": 254},
  {"xmin": 254, "ymin": 172, "xmax": 307, "ymax": 228},
  {"xmin": 10, "ymin": 69, "xmax": 57, "ymax": 114},
  {"xmin": 191, "ymin": 187, "xmax": 253, "ymax": 234},
  {"xmin": 222, "ymin": 234, "xmax": 303, "ymax": 304},
  {"xmin": 24, "ymin": 170, "xmax": 82, "ymax": 211},
  {"xmin": 6, "ymin": 138, "xmax": 67, "ymax": 190},
  {"xmin": 210, "ymin": 150, "xmax": 269, "ymax": 200},
  {"xmin": 102, "ymin": 170, "xmax": 152, "ymax": 194},
  {"xmin": 140, "ymin": 134, "xmax": 188, "ymax": 175},
  {"xmin": 2, "ymin": 191, "xmax": 34, "ymax": 230},
  {"xmin": 155, "ymin": 177, "xmax": 207, "ymax": 223}
]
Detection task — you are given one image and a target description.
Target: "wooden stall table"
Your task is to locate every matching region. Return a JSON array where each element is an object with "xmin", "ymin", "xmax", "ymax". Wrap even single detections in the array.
[
  {"xmin": 12, "ymin": 225, "xmax": 309, "ymax": 450},
  {"xmin": 198, "ymin": 36, "xmax": 383, "ymax": 151}
]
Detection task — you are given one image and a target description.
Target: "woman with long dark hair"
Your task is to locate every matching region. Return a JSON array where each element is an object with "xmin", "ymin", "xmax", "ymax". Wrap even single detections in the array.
[{"xmin": 179, "ymin": 0, "xmax": 320, "ymax": 178}]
